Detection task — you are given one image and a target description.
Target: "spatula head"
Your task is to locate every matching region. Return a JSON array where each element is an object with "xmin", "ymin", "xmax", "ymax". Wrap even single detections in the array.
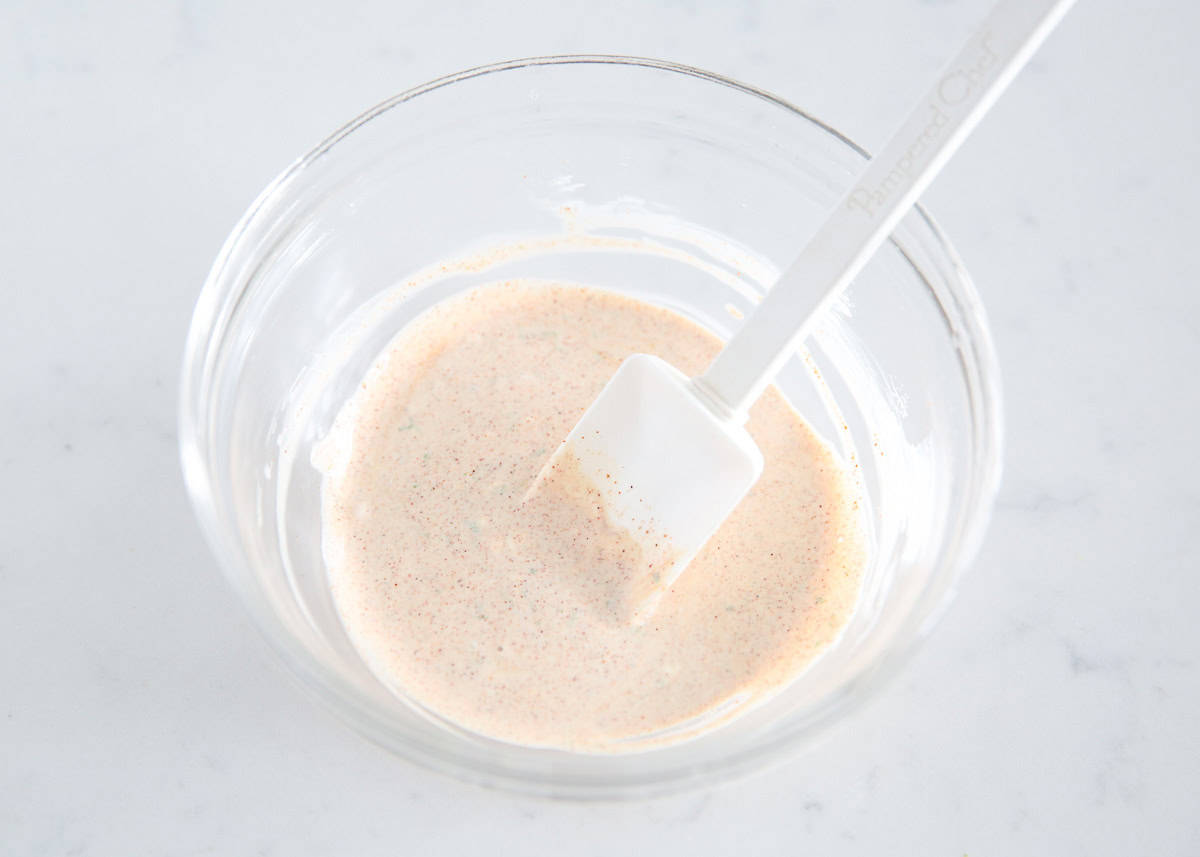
[{"xmin": 524, "ymin": 354, "xmax": 763, "ymax": 624}]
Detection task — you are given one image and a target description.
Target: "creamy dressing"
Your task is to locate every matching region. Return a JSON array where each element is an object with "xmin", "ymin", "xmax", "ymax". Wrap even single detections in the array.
[{"xmin": 316, "ymin": 281, "xmax": 867, "ymax": 751}]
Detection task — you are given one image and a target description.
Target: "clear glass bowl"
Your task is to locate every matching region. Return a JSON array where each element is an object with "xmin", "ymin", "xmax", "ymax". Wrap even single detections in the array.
[{"xmin": 180, "ymin": 56, "xmax": 1002, "ymax": 799}]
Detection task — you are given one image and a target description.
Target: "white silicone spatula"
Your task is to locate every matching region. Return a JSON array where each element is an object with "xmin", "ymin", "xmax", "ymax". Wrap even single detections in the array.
[{"xmin": 532, "ymin": 0, "xmax": 1076, "ymax": 622}]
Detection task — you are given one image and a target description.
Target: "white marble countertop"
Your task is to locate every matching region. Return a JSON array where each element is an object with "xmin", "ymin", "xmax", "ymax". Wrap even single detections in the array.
[{"xmin": 4, "ymin": 0, "xmax": 1198, "ymax": 853}]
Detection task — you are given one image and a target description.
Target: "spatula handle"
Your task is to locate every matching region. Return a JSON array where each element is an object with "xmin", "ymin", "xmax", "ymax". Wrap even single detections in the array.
[{"xmin": 698, "ymin": 0, "xmax": 1076, "ymax": 420}]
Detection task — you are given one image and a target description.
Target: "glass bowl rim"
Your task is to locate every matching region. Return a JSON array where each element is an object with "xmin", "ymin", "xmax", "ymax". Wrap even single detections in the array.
[{"xmin": 178, "ymin": 54, "xmax": 1004, "ymax": 799}]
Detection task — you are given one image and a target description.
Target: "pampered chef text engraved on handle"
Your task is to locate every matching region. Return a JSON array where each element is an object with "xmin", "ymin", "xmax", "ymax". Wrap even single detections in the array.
[{"xmin": 701, "ymin": 0, "xmax": 1076, "ymax": 416}]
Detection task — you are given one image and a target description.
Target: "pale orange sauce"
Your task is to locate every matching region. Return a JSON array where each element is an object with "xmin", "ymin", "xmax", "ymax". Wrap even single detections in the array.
[{"xmin": 317, "ymin": 282, "xmax": 867, "ymax": 751}]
